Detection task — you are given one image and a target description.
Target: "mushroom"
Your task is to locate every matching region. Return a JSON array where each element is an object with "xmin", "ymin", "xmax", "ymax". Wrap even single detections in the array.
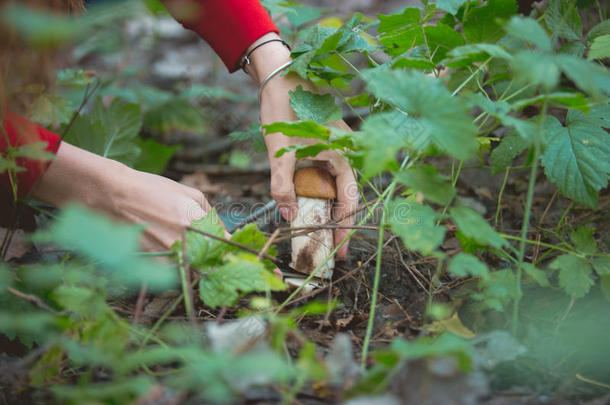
[{"xmin": 289, "ymin": 166, "xmax": 336, "ymax": 280}]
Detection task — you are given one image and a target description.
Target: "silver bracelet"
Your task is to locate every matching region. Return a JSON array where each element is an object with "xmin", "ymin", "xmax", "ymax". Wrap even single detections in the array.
[{"xmin": 258, "ymin": 60, "xmax": 294, "ymax": 106}]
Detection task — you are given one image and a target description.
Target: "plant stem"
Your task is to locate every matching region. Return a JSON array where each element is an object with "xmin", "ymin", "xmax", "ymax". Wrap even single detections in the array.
[
  {"xmin": 360, "ymin": 157, "xmax": 409, "ymax": 369},
  {"xmin": 495, "ymin": 167, "xmax": 510, "ymax": 227},
  {"xmin": 511, "ymin": 97, "xmax": 548, "ymax": 336}
]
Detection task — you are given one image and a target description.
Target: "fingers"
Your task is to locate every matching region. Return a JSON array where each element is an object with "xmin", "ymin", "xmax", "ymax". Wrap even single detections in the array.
[{"xmin": 269, "ymin": 154, "xmax": 298, "ymax": 221}]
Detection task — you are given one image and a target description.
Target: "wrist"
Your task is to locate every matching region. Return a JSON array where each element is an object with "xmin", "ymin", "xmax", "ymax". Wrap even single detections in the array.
[{"xmin": 243, "ymin": 33, "xmax": 292, "ymax": 84}]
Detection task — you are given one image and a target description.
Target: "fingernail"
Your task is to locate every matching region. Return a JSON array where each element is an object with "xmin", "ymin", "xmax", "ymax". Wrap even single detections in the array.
[{"xmin": 280, "ymin": 207, "xmax": 292, "ymax": 221}]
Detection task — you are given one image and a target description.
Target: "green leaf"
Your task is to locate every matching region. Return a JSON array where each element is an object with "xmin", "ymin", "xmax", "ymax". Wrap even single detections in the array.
[
  {"xmin": 354, "ymin": 112, "xmax": 420, "ymax": 178},
  {"xmin": 522, "ymin": 262, "xmax": 550, "ymax": 287},
  {"xmin": 550, "ymin": 254, "xmax": 594, "ymax": 299},
  {"xmin": 450, "ymin": 206, "xmax": 507, "ymax": 249},
  {"xmin": 396, "ymin": 165, "xmax": 456, "ymax": 205},
  {"xmin": 186, "ymin": 209, "xmax": 227, "ymax": 269},
  {"xmin": 229, "ymin": 224, "xmax": 277, "ymax": 258},
  {"xmin": 388, "ymin": 199, "xmax": 446, "ymax": 255},
  {"xmin": 463, "ymin": 0, "xmax": 518, "ymax": 43},
  {"xmin": 229, "ymin": 123, "xmax": 266, "ymax": 153},
  {"xmin": 587, "ymin": 34, "xmax": 610, "ymax": 60},
  {"xmin": 592, "ymin": 257, "xmax": 610, "ymax": 276},
  {"xmin": 391, "ymin": 333, "xmax": 473, "ymax": 372},
  {"xmin": 542, "ymin": 0, "xmax": 582, "ymax": 41},
  {"xmin": 143, "ymin": 99, "xmax": 205, "ymax": 134},
  {"xmin": 511, "ymin": 51, "xmax": 561, "ymax": 89},
  {"xmin": 555, "ymin": 54, "xmax": 610, "ymax": 97},
  {"xmin": 505, "ymin": 16, "xmax": 552, "ymax": 52},
  {"xmin": 132, "ymin": 138, "xmax": 179, "ymax": 175},
  {"xmin": 289, "ymin": 85, "xmax": 342, "ymax": 124},
  {"xmin": 586, "ymin": 19, "xmax": 610, "ymax": 42},
  {"xmin": 444, "ymin": 43, "xmax": 513, "ymax": 67},
  {"xmin": 448, "ymin": 253, "xmax": 490, "ymax": 281},
  {"xmin": 35, "ymin": 205, "xmax": 176, "ymax": 290},
  {"xmin": 199, "ymin": 254, "xmax": 275, "ymax": 308},
  {"xmin": 435, "ymin": 0, "xmax": 468, "ymax": 15},
  {"xmin": 64, "ymin": 98, "xmax": 142, "ymax": 166},
  {"xmin": 570, "ymin": 226, "xmax": 597, "ymax": 254},
  {"xmin": 473, "ymin": 269, "xmax": 520, "ymax": 310},
  {"xmin": 601, "ymin": 275, "xmax": 610, "ymax": 301},
  {"xmin": 541, "ymin": 106, "xmax": 610, "ymax": 208},
  {"xmin": 263, "ymin": 121, "xmax": 330, "ymax": 140},
  {"xmin": 490, "ymin": 135, "xmax": 525, "ymax": 174},
  {"xmin": 511, "ymin": 92, "xmax": 589, "ymax": 112},
  {"xmin": 29, "ymin": 93, "xmax": 73, "ymax": 127},
  {"xmin": 12, "ymin": 142, "xmax": 56, "ymax": 162},
  {"xmin": 362, "ymin": 69, "xmax": 478, "ymax": 160}
]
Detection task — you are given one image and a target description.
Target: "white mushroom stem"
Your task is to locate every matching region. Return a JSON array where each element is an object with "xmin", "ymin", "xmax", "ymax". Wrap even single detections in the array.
[{"xmin": 290, "ymin": 196, "xmax": 334, "ymax": 280}]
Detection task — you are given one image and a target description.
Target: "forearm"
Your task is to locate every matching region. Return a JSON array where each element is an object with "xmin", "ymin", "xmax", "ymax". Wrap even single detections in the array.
[{"xmin": 32, "ymin": 142, "xmax": 125, "ymax": 214}]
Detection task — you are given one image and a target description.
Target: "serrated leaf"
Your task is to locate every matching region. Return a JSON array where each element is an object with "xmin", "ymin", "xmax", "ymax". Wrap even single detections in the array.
[
  {"xmin": 463, "ymin": 0, "xmax": 518, "ymax": 43},
  {"xmin": 542, "ymin": 0, "xmax": 582, "ymax": 41},
  {"xmin": 229, "ymin": 224, "xmax": 277, "ymax": 257},
  {"xmin": 186, "ymin": 209, "xmax": 226, "ymax": 269},
  {"xmin": 435, "ymin": 0, "xmax": 468, "ymax": 15},
  {"xmin": 522, "ymin": 262, "xmax": 550, "ymax": 287},
  {"xmin": 388, "ymin": 199, "xmax": 446, "ymax": 255},
  {"xmin": 450, "ymin": 206, "xmax": 507, "ymax": 249},
  {"xmin": 587, "ymin": 34, "xmax": 610, "ymax": 60},
  {"xmin": 490, "ymin": 135, "xmax": 525, "ymax": 174},
  {"xmin": 541, "ymin": 106, "xmax": 610, "ymax": 208},
  {"xmin": 289, "ymin": 85, "xmax": 342, "ymax": 124},
  {"xmin": 362, "ymin": 69, "xmax": 478, "ymax": 160},
  {"xmin": 505, "ymin": 16, "xmax": 552, "ymax": 52},
  {"xmin": 199, "ymin": 254, "xmax": 277, "ymax": 308},
  {"xmin": 132, "ymin": 138, "xmax": 179, "ymax": 175},
  {"xmin": 592, "ymin": 257, "xmax": 610, "ymax": 276},
  {"xmin": 449, "ymin": 253, "xmax": 490, "ymax": 280},
  {"xmin": 550, "ymin": 254, "xmax": 594, "ymax": 299},
  {"xmin": 396, "ymin": 165, "xmax": 456, "ymax": 205},
  {"xmin": 29, "ymin": 93, "xmax": 73, "ymax": 127},
  {"xmin": 263, "ymin": 121, "xmax": 330, "ymax": 140},
  {"xmin": 570, "ymin": 226, "xmax": 597, "ymax": 254}
]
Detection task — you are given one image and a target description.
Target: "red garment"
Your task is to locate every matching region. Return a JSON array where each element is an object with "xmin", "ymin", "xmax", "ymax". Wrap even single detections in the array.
[
  {"xmin": 162, "ymin": 0, "xmax": 279, "ymax": 72},
  {"xmin": 1, "ymin": 0, "xmax": 278, "ymax": 197},
  {"xmin": 1, "ymin": 113, "xmax": 62, "ymax": 196}
]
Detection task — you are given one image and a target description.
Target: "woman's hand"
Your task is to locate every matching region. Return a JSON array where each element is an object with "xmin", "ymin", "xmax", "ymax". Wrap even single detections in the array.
[
  {"xmin": 244, "ymin": 34, "xmax": 358, "ymax": 260},
  {"xmin": 32, "ymin": 142, "xmax": 215, "ymax": 251}
]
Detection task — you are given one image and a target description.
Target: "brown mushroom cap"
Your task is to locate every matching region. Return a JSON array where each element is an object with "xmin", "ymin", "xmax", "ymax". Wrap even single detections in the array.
[{"xmin": 293, "ymin": 166, "xmax": 337, "ymax": 199}]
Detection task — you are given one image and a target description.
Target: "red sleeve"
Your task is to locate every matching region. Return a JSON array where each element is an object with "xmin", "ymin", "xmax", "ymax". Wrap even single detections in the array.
[
  {"xmin": 1, "ymin": 113, "xmax": 62, "ymax": 197},
  {"xmin": 161, "ymin": 0, "xmax": 279, "ymax": 72}
]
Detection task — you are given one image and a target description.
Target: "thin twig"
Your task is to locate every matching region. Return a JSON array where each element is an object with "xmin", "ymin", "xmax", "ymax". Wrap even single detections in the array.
[
  {"xmin": 281, "ymin": 236, "xmax": 398, "ymax": 307},
  {"xmin": 186, "ymin": 226, "xmax": 281, "ymax": 266},
  {"xmin": 181, "ymin": 231, "xmax": 196, "ymax": 325},
  {"xmin": 258, "ymin": 228, "xmax": 280, "ymax": 260},
  {"xmin": 6, "ymin": 287, "xmax": 64, "ymax": 314},
  {"xmin": 133, "ymin": 283, "xmax": 147, "ymax": 325}
]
